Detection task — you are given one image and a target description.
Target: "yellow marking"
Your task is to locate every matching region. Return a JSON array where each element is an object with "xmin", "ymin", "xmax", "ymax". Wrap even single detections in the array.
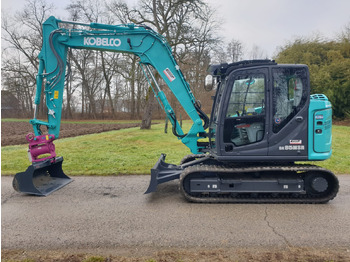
[
  {"xmin": 54, "ymin": 91, "xmax": 59, "ymax": 99},
  {"xmin": 46, "ymin": 135, "xmax": 49, "ymax": 140}
]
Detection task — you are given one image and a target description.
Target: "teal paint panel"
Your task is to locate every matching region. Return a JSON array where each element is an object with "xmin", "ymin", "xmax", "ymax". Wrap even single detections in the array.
[
  {"xmin": 314, "ymin": 109, "xmax": 332, "ymax": 153},
  {"xmin": 308, "ymin": 94, "xmax": 332, "ymax": 160}
]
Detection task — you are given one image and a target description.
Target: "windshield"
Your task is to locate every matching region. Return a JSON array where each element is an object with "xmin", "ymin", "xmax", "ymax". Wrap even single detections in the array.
[{"xmin": 226, "ymin": 73, "xmax": 265, "ymax": 117}]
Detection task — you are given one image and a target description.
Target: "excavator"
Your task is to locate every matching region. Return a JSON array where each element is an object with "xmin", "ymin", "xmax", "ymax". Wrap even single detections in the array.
[{"xmin": 13, "ymin": 16, "xmax": 339, "ymax": 203}]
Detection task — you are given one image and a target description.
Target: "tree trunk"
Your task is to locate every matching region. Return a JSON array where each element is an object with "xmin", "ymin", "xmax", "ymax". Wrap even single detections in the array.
[
  {"xmin": 130, "ymin": 58, "xmax": 136, "ymax": 118},
  {"xmin": 101, "ymin": 52, "xmax": 115, "ymax": 118},
  {"xmin": 140, "ymin": 87, "xmax": 155, "ymax": 129},
  {"xmin": 136, "ymin": 80, "xmax": 142, "ymax": 117},
  {"xmin": 81, "ymin": 85, "xmax": 85, "ymax": 118},
  {"xmin": 65, "ymin": 76, "xmax": 73, "ymax": 119}
]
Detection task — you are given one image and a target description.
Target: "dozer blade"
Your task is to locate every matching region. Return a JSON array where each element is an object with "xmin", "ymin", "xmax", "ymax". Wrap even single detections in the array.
[
  {"xmin": 145, "ymin": 154, "xmax": 183, "ymax": 194},
  {"xmin": 145, "ymin": 153, "xmax": 211, "ymax": 194},
  {"xmin": 13, "ymin": 157, "xmax": 72, "ymax": 196}
]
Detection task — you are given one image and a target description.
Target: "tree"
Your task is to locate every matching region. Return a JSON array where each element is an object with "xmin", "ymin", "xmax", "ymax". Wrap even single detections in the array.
[
  {"xmin": 69, "ymin": 49, "xmax": 104, "ymax": 118},
  {"xmin": 275, "ymin": 37, "xmax": 350, "ymax": 118},
  {"xmin": 1, "ymin": 0, "xmax": 54, "ymax": 117},
  {"xmin": 100, "ymin": 51, "xmax": 120, "ymax": 118},
  {"xmin": 250, "ymin": 44, "xmax": 267, "ymax": 59},
  {"xmin": 66, "ymin": 0, "xmax": 119, "ymax": 119},
  {"xmin": 227, "ymin": 39, "xmax": 243, "ymax": 63},
  {"xmin": 2, "ymin": 0, "xmax": 220, "ymax": 122},
  {"xmin": 108, "ymin": 0, "xmax": 220, "ymax": 128}
]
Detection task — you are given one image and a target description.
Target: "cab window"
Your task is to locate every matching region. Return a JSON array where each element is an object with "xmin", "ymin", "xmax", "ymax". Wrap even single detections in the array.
[
  {"xmin": 272, "ymin": 68, "xmax": 308, "ymax": 133},
  {"xmin": 224, "ymin": 73, "xmax": 265, "ymax": 147}
]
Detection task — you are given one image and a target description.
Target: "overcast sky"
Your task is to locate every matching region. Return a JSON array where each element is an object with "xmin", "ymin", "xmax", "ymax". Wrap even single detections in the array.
[
  {"xmin": 2, "ymin": 0, "xmax": 350, "ymax": 59},
  {"xmin": 206, "ymin": 0, "xmax": 350, "ymax": 58}
]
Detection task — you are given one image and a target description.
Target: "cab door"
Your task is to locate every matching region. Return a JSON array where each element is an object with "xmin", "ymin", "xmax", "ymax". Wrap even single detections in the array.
[
  {"xmin": 267, "ymin": 66, "xmax": 309, "ymax": 157},
  {"xmin": 219, "ymin": 68, "xmax": 269, "ymax": 156}
]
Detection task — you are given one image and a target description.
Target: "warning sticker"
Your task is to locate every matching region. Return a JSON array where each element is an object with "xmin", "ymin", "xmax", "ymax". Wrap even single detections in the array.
[
  {"xmin": 163, "ymin": 68, "xmax": 176, "ymax": 82},
  {"xmin": 54, "ymin": 91, "xmax": 59, "ymax": 99}
]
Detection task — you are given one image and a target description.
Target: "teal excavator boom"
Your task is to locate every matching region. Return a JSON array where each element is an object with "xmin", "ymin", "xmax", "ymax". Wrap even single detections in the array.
[
  {"xmin": 13, "ymin": 16, "xmax": 208, "ymax": 196},
  {"xmin": 33, "ymin": 16, "xmax": 208, "ymax": 152}
]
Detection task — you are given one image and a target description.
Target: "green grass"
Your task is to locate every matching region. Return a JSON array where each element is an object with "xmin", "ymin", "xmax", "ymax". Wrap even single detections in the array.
[
  {"xmin": 60, "ymin": 120, "xmax": 142, "ymax": 124},
  {"xmin": 304, "ymin": 125, "xmax": 350, "ymax": 174},
  {"xmin": 1, "ymin": 118, "xmax": 30, "ymax": 122},
  {"xmin": 1, "ymin": 118, "xmax": 142, "ymax": 124},
  {"xmin": 1, "ymin": 123, "xmax": 349, "ymax": 175},
  {"xmin": 82, "ymin": 256, "xmax": 106, "ymax": 262},
  {"xmin": 1, "ymin": 124, "xmax": 189, "ymax": 175}
]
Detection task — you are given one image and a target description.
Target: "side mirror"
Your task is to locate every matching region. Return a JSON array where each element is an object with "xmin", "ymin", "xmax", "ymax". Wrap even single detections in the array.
[{"xmin": 204, "ymin": 75, "xmax": 215, "ymax": 91}]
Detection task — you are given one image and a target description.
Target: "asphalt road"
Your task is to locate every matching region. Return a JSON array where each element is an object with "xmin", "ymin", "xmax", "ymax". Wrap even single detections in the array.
[{"xmin": 2, "ymin": 175, "xmax": 350, "ymax": 252}]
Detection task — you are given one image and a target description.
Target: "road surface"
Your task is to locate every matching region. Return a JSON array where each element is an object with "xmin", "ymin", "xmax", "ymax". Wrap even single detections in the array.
[{"xmin": 2, "ymin": 175, "xmax": 350, "ymax": 257}]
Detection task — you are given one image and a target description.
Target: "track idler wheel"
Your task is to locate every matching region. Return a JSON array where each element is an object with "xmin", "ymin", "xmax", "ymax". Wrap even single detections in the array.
[{"xmin": 304, "ymin": 172, "xmax": 336, "ymax": 196}]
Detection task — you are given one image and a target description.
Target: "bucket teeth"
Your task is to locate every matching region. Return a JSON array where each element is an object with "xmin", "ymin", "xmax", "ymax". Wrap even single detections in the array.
[{"xmin": 13, "ymin": 157, "xmax": 72, "ymax": 196}]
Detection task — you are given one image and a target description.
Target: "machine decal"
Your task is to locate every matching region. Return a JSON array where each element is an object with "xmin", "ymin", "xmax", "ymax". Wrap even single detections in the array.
[
  {"xmin": 83, "ymin": 37, "xmax": 121, "ymax": 47},
  {"xmin": 290, "ymin": 140, "xmax": 302, "ymax": 145},
  {"xmin": 163, "ymin": 68, "xmax": 176, "ymax": 82},
  {"xmin": 54, "ymin": 91, "xmax": 59, "ymax": 99},
  {"xmin": 274, "ymin": 117, "xmax": 281, "ymax": 124},
  {"xmin": 279, "ymin": 145, "xmax": 305, "ymax": 151}
]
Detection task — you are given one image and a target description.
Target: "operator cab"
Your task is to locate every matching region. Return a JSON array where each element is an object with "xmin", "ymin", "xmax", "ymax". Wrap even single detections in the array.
[{"xmin": 208, "ymin": 60, "xmax": 311, "ymax": 162}]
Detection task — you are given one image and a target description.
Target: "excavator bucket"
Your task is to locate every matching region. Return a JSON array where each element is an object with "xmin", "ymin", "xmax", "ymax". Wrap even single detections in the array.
[{"xmin": 13, "ymin": 157, "xmax": 72, "ymax": 196}]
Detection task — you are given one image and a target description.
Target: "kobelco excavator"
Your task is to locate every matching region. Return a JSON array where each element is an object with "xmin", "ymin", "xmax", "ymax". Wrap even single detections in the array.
[{"xmin": 13, "ymin": 16, "xmax": 339, "ymax": 203}]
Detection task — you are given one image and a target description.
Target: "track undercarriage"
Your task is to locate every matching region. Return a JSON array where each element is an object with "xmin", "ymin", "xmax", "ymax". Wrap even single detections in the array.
[{"xmin": 147, "ymin": 154, "xmax": 339, "ymax": 204}]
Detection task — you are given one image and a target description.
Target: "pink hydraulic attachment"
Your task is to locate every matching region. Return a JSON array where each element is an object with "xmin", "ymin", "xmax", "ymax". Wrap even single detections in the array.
[{"xmin": 26, "ymin": 133, "xmax": 57, "ymax": 163}]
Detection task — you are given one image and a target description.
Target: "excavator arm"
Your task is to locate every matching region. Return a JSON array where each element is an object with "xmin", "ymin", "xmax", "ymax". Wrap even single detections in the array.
[
  {"xmin": 13, "ymin": 16, "xmax": 209, "ymax": 196},
  {"xmin": 32, "ymin": 16, "xmax": 208, "ymax": 154}
]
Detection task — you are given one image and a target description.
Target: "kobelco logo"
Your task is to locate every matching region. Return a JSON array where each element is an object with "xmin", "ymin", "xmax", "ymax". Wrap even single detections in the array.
[{"xmin": 83, "ymin": 37, "xmax": 121, "ymax": 47}]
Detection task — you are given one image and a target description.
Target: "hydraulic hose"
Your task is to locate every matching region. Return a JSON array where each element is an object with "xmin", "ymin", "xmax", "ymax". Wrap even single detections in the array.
[
  {"xmin": 170, "ymin": 113, "xmax": 187, "ymax": 138},
  {"xmin": 48, "ymin": 30, "xmax": 65, "ymax": 89},
  {"xmin": 195, "ymin": 101, "xmax": 210, "ymax": 130},
  {"xmin": 171, "ymin": 100, "xmax": 209, "ymax": 139}
]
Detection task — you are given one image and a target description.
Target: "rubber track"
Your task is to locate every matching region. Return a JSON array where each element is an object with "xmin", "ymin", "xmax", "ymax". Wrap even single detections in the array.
[{"xmin": 179, "ymin": 164, "xmax": 339, "ymax": 204}]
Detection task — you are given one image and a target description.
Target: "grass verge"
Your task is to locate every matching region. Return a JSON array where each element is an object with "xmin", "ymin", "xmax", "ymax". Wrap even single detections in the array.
[
  {"xmin": 1, "ymin": 124, "xmax": 349, "ymax": 175},
  {"xmin": 1, "ymin": 118, "xmax": 142, "ymax": 124},
  {"xmin": 2, "ymin": 247, "xmax": 350, "ymax": 262},
  {"xmin": 1, "ymin": 124, "xmax": 189, "ymax": 175},
  {"xmin": 304, "ymin": 125, "xmax": 350, "ymax": 174}
]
